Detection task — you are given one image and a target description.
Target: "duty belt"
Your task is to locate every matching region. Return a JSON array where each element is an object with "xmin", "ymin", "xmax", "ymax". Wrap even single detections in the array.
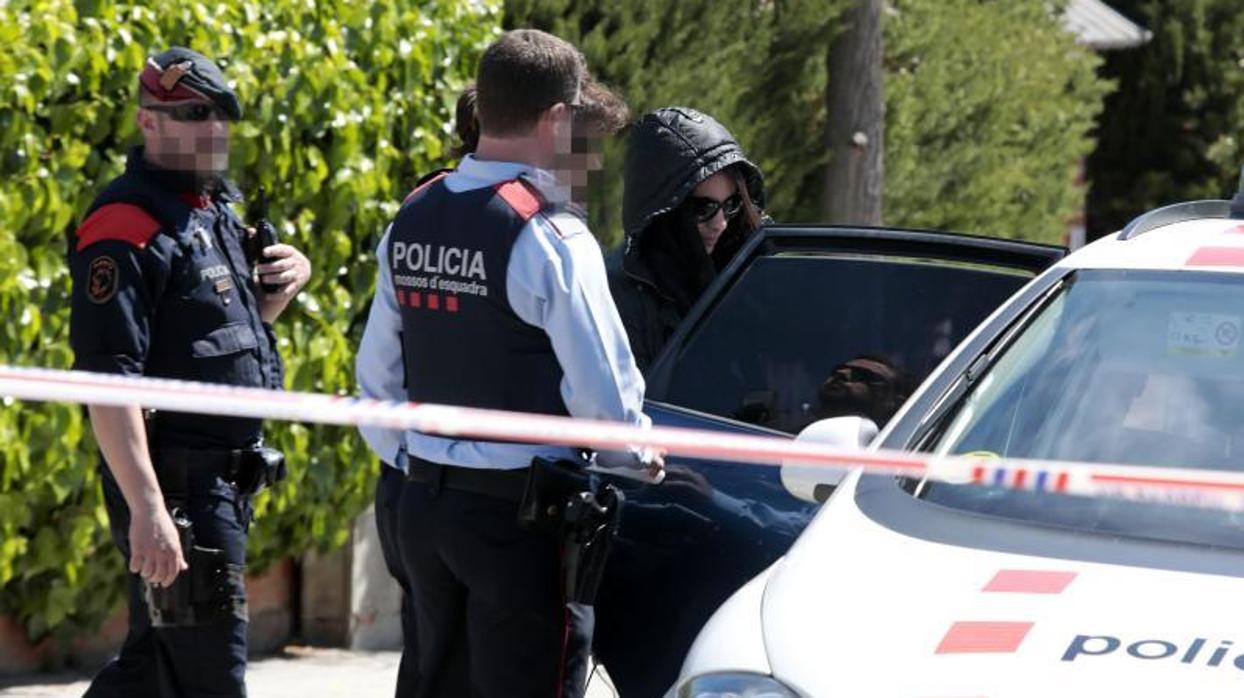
[
  {"xmin": 401, "ymin": 453, "xmax": 529, "ymax": 502},
  {"xmin": 156, "ymin": 447, "xmax": 249, "ymax": 479},
  {"xmin": 154, "ymin": 446, "xmax": 286, "ymax": 497}
]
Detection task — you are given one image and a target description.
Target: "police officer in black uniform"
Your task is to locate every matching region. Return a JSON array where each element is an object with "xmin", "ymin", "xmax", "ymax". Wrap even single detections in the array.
[{"xmin": 69, "ymin": 47, "xmax": 311, "ymax": 697}]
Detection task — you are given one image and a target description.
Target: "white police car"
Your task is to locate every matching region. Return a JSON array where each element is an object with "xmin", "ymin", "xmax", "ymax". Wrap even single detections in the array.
[{"xmin": 668, "ymin": 197, "xmax": 1244, "ymax": 697}]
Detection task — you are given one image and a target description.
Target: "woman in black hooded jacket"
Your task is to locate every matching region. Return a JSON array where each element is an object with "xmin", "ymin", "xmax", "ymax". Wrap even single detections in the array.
[{"xmin": 607, "ymin": 106, "xmax": 768, "ymax": 372}]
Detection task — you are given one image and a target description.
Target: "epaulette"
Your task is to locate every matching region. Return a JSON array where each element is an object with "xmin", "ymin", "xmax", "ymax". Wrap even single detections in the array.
[
  {"xmin": 494, "ymin": 179, "xmax": 543, "ymax": 222},
  {"xmin": 75, "ymin": 203, "xmax": 162, "ymax": 252}
]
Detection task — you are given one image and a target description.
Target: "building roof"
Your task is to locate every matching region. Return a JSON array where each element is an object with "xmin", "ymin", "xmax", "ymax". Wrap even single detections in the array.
[{"xmin": 1063, "ymin": 0, "xmax": 1152, "ymax": 50}]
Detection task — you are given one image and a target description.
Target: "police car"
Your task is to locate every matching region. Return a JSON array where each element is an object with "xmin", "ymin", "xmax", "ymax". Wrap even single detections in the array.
[{"xmin": 666, "ymin": 198, "xmax": 1244, "ymax": 696}]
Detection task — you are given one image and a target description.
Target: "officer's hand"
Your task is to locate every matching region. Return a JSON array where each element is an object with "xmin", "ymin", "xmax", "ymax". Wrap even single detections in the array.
[
  {"xmin": 129, "ymin": 504, "xmax": 188, "ymax": 587},
  {"xmin": 256, "ymin": 243, "xmax": 311, "ymax": 298},
  {"xmin": 644, "ymin": 449, "xmax": 666, "ymax": 483},
  {"xmin": 591, "ymin": 447, "xmax": 666, "ymax": 484}
]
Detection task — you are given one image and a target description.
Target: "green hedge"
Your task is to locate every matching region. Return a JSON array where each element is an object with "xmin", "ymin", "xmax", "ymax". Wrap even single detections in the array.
[
  {"xmin": 507, "ymin": 0, "xmax": 1109, "ymax": 245},
  {"xmin": 1087, "ymin": 0, "xmax": 1244, "ymax": 236},
  {"xmin": 0, "ymin": 0, "xmax": 499, "ymax": 644}
]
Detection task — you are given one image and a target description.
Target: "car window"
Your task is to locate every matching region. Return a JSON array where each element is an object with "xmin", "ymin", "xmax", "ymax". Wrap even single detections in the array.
[
  {"xmin": 922, "ymin": 269, "xmax": 1244, "ymax": 549},
  {"xmin": 657, "ymin": 253, "xmax": 1033, "ymax": 434}
]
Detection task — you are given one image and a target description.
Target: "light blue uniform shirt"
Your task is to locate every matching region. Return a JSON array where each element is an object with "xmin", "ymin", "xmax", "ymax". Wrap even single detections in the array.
[{"xmin": 356, "ymin": 156, "xmax": 650, "ymax": 471}]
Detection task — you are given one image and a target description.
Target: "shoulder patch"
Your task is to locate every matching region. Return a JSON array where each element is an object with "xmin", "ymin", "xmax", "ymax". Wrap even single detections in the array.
[
  {"xmin": 402, "ymin": 171, "xmax": 450, "ymax": 206},
  {"xmin": 76, "ymin": 203, "xmax": 161, "ymax": 252},
  {"xmin": 495, "ymin": 180, "xmax": 543, "ymax": 221},
  {"xmin": 86, "ymin": 256, "xmax": 120, "ymax": 304}
]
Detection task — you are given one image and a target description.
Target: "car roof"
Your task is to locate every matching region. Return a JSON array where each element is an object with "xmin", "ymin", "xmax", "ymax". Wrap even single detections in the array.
[{"xmin": 1063, "ymin": 212, "xmax": 1244, "ymax": 273}]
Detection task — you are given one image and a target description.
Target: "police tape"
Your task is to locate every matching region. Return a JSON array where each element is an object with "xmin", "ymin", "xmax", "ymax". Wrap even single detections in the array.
[{"xmin": 3, "ymin": 364, "xmax": 1244, "ymax": 512}]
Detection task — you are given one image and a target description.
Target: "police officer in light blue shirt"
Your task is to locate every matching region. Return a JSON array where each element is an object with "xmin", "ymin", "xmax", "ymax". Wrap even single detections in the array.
[
  {"xmin": 353, "ymin": 84, "xmax": 483, "ymax": 698},
  {"xmin": 356, "ymin": 149, "xmax": 650, "ymax": 467},
  {"xmin": 355, "ymin": 29, "xmax": 657, "ymax": 698}
]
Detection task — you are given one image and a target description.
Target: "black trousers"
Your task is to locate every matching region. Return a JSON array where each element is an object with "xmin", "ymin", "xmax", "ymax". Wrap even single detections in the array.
[
  {"xmin": 397, "ymin": 477, "xmax": 592, "ymax": 698},
  {"xmin": 374, "ymin": 464, "xmax": 421, "ymax": 696},
  {"xmin": 86, "ymin": 463, "xmax": 250, "ymax": 698}
]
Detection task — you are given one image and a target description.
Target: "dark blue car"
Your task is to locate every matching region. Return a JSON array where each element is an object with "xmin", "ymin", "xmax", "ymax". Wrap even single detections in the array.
[{"xmin": 592, "ymin": 224, "xmax": 1064, "ymax": 696}]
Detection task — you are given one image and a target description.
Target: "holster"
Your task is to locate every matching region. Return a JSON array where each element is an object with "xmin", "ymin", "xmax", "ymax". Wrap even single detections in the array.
[
  {"xmin": 143, "ymin": 431, "xmax": 259, "ymax": 628},
  {"xmin": 561, "ymin": 485, "xmax": 624, "ymax": 605},
  {"xmin": 144, "ymin": 511, "xmax": 248, "ymax": 627},
  {"xmin": 231, "ymin": 447, "xmax": 287, "ymax": 496},
  {"xmin": 516, "ymin": 457, "xmax": 625, "ymax": 606},
  {"xmin": 517, "ymin": 457, "xmax": 590, "ymax": 535}
]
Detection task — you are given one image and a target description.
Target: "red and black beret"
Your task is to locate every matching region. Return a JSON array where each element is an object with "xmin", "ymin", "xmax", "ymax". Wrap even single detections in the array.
[{"xmin": 138, "ymin": 46, "xmax": 242, "ymax": 120}]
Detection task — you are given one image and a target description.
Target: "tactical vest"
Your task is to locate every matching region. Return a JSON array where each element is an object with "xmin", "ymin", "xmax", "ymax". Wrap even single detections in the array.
[
  {"xmin": 389, "ymin": 177, "xmax": 568, "ymax": 417},
  {"xmin": 73, "ymin": 149, "xmax": 282, "ymax": 448}
]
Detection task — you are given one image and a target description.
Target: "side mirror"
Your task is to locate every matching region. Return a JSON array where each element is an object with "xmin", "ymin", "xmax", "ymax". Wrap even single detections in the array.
[{"xmin": 780, "ymin": 416, "xmax": 879, "ymax": 504}]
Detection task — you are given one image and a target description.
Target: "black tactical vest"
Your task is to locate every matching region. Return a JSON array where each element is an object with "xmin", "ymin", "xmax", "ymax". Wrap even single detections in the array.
[
  {"xmin": 75, "ymin": 149, "xmax": 283, "ymax": 448},
  {"xmin": 388, "ymin": 177, "xmax": 568, "ymax": 417}
]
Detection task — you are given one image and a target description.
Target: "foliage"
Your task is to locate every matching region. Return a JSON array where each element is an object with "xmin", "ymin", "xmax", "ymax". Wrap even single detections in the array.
[
  {"xmin": 504, "ymin": 0, "xmax": 848, "ymax": 246},
  {"xmin": 0, "ymin": 0, "xmax": 499, "ymax": 643},
  {"xmin": 1086, "ymin": 0, "xmax": 1244, "ymax": 237},
  {"xmin": 507, "ymin": 0, "xmax": 1110, "ymax": 245},
  {"xmin": 885, "ymin": 0, "xmax": 1109, "ymax": 243}
]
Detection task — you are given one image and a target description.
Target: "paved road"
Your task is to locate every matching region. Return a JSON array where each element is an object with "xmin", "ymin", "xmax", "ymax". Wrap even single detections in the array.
[{"xmin": 0, "ymin": 646, "xmax": 621, "ymax": 697}]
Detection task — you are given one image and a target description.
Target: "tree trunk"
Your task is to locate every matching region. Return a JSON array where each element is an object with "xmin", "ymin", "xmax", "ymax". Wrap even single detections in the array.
[{"xmin": 822, "ymin": 0, "xmax": 884, "ymax": 226}]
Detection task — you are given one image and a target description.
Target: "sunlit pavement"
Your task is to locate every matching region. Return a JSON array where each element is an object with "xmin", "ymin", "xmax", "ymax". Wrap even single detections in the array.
[{"xmin": 0, "ymin": 646, "xmax": 620, "ymax": 697}]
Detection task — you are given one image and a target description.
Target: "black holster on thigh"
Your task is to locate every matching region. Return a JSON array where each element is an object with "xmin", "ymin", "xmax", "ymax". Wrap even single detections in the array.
[
  {"xmin": 561, "ymin": 485, "xmax": 624, "ymax": 605},
  {"xmin": 517, "ymin": 457, "xmax": 625, "ymax": 605},
  {"xmin": 144, "ymin": 444, "xmax": 250, "ymax": 628},
  {"xmin": 145, "ymin": 539, "xmax": 247, "ymax": 627}
]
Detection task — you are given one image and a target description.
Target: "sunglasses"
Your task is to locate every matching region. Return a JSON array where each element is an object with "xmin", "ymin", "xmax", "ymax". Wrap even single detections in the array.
[
  {"xmin": 687, "ymin": 193, "xmax": 743, "ymax": 224},
  {"xmin": 831, "ymin": 364, "xmax": 894, "ymax": 387},
  {"xmin": 144, "ymin": 102, "xmax": 231, "ymax": 122}
]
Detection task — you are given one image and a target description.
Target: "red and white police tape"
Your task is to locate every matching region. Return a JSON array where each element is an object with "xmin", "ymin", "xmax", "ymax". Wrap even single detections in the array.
[{"xmin": 2, "ymin": 364, "xmax": 1244, "ymax": 512}]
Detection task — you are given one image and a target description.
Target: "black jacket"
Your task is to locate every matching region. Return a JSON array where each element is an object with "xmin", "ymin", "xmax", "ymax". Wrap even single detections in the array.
[
  {"xmin": 69, "ymin": 148, "xmax": 283, "ymax": 448},
  {"xmin": 608, "ymin": 107, "xmax": 766, "ymax": 372}
]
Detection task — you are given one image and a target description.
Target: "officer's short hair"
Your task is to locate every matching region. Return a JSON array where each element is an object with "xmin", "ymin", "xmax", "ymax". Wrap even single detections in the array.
[{"xmin": 476, "ymin": 29, "xmax": 584, "ymax": 138}]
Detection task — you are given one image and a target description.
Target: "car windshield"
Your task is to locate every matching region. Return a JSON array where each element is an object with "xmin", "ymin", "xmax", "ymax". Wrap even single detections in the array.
[{"xmin": 921, "ymin": 269, "xmax": 1244, "ymax": 549}]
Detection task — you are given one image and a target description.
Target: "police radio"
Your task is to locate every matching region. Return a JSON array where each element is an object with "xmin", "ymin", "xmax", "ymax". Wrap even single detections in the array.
[{"xmin": 244, "ymin": 186, "xmax": 281, "ymax": 293}]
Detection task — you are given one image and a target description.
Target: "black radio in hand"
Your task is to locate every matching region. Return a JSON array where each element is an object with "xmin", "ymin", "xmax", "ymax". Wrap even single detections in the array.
[{"xmin": 244, "ymin": 186, "xmax": 281, "ymax": 294}]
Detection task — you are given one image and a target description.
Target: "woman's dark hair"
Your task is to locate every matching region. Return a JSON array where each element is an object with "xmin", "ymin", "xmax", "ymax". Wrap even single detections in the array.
[
  {"xmin": 454, "ymin": 83, "xmax": 479, "ymax": 157},
  {"xmin": 681, "ymin": 163, "xmax": 765, "ymax": 270},
  {"xmin": 731, "ymin": 167, "xmax": 763, "ymax": 233}
]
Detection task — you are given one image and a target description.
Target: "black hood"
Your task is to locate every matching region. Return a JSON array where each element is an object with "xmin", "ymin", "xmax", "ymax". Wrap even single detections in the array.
[{"xmin": 621, "ymin": 106, "xmax": 765, "ymax": 252}]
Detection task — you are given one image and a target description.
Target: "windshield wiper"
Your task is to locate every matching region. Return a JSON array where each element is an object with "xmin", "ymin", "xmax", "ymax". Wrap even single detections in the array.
[{"xmin": 912, "ymin": 278, "xmax": 1068, "ymax": 450}]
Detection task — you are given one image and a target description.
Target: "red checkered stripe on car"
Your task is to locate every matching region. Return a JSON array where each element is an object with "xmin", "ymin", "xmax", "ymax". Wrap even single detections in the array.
[{"xmin": 935, "ymin": 570, "xmax": 1078, "ymax": 655}]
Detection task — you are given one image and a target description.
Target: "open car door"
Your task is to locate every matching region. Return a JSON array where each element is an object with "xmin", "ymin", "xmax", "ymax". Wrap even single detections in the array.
[{"xmin": 593, "ymin": 225, "xmax": 1065, "ymax": 696}]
